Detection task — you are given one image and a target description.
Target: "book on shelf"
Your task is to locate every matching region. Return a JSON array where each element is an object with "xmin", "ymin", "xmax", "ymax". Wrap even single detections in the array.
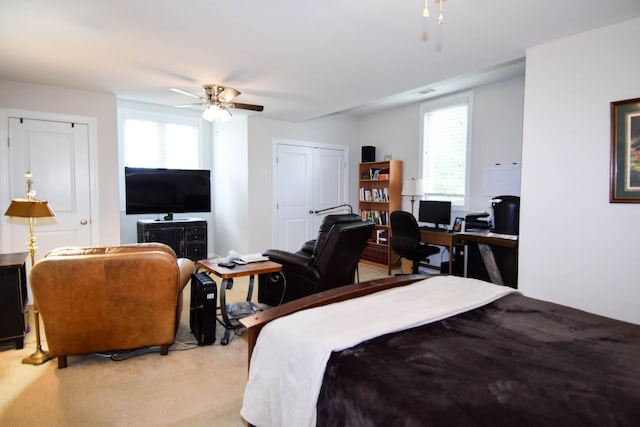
[
  {"xmin": 362, "ymin": 168, "xmax": 384, "ymax": 180},
  {"xmin": 360, "ymin": 209, "xmax": 388, "ymax": 225},
  {"xmin": 359, "ymin": 187, "xmax": 389, "ymax": 202},
  {"xmin": 375, "ymin": 229, "xmax": 388, "ymax": 244}
]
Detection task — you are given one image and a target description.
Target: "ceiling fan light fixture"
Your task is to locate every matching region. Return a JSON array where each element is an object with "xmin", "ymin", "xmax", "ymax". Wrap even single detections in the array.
[
  {"xmin": 202, "ymin": 105, "xmax": 216, "ymax": 122},
  {"xmin": 172, "ymin": 84, "xmax": 263, "ymax": 119},
  {"xmin": 422, "ymin": 0, "xmax": 447, "ymax": 24},
  {"xmin": 202, "ymin": 104, "xmax": 232, "ymax": 122}
]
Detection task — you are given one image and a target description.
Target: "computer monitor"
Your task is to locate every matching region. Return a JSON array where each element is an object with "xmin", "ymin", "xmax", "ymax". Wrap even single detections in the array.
[{"xmin": 418, "ymin": 200, "xmax": 452, "ymax": 230}]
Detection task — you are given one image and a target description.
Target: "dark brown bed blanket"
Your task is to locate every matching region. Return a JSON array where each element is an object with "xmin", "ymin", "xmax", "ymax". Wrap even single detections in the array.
[{"xmin": 317, "ymin": 293, "xmax": 640, "ymax": 426}]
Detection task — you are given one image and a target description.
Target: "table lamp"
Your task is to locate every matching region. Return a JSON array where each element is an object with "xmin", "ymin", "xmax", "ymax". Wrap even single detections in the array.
[{"xmin": 4, "ymin": 171, "xmax": 56, "ymax": 365}]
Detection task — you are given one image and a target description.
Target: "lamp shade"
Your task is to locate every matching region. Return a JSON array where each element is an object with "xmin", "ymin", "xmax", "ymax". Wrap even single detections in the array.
[
  {"xmin": 401, "ymin": 179, "xmax": 417, "ymax": 196},
  {"xmin": 4, "ymin": 198, "xmax": 56, "ymax": 218},
  {"xmin": 202, "ymin": 104, "xmax": 232, "ymax": 122}
]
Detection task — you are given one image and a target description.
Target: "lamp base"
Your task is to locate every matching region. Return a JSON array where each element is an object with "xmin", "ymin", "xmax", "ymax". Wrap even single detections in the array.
[{"xmin": 22, "ymin": 346, "xmax": 53, "ymax": 365}]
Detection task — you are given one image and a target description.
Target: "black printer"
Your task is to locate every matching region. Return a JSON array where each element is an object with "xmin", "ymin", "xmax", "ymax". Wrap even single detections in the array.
[{"xmin": 465, "ymin": 212, "xmax": 491, "ymax": 231}]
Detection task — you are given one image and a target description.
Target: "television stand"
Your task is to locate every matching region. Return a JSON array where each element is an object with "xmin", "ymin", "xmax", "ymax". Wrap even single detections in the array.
[{"xmin": 137, "ymin": 218, "xmax": 207, "ymax": 261}]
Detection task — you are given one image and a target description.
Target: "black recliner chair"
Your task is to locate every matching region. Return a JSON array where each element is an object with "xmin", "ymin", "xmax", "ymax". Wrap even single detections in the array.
[
  {"xmin": 258, "ymin": 214, "xmax": 374, "ymax": 306},
  {"xmin": 390, "ymin": 211, "xmax": 440, "ymax": 274}
]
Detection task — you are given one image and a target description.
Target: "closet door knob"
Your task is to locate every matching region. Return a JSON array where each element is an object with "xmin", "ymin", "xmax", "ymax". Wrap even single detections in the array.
[{"xmin": 80, "ymin": 220, "xmax": 88, "ymax": 225}]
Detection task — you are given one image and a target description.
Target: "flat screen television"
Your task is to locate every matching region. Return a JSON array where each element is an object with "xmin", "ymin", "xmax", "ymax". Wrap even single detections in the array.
[
  {"xmin": 125, "ymin": 167, "xmax": 211, "ymax": 218},
  {"xmin": 418, "ymin": 200, "xmax": 452, "ymax": 230}
]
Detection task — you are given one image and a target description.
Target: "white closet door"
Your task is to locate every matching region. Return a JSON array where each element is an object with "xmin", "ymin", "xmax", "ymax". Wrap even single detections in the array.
[{"xmin": 274, "ymin": 142, "xmax": 348, "ymax": 252}]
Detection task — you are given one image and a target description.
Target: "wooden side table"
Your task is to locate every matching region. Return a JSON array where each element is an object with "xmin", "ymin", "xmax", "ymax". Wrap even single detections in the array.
[
  {"xmin": 0, "ymin": 252, "xmax": 29, "ymax": 349},
  {"xmin": 197, "ymin": 259, "xmax": 283, "ymax": 345}
]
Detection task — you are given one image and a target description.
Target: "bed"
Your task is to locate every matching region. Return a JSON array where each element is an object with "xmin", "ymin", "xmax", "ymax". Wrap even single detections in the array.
[{"xmin": 239, "ymin": 275, "xmax": 640, "ymax": 427}]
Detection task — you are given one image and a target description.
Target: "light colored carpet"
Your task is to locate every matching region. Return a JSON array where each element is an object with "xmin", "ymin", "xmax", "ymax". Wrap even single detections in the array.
[{"xmin": 0, "ymin": 262, "xmax": 391, "ymax": 426}]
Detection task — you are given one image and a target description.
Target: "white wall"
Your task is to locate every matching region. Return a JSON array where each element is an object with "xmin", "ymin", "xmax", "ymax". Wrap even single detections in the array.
[
  {"xmin": 357, "ymin": 77, "xmax": 525, "ymax": 216},
  {"xmin": 0, "ymin": 80, "xmax": 120, "ymax": 247},
  {"xmin": 469, "ymin": 78, "xmax": 524, "ymax": 211},
  {"xmin": 244, "ymin": 115, "xmax": 360, "ymax": 254},
  {"xmin": 357, "ymin": 102, "xmax": 422, "ymax": 216},
  {"xmin": 519, "ymin": 17, "xmax": 640, "ymax": 324},
  {"xmin": 213, "ymin": 116, "xmax": 250, "ymax": 256}
]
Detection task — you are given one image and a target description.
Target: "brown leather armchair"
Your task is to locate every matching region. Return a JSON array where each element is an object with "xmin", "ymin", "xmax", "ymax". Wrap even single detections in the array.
[
  {"xmin": 30, "ymin": 243, "xmax": 194, "ymax": 368},
  {"xmin": 258, "ymin": 214, "xmax": 374, "ymax": 306}
]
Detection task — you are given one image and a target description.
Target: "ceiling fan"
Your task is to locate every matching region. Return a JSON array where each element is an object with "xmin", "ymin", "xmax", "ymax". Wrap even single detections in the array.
[{"xmin": 170, "ymin": 84, "xmax": 264, "ymax": 122}]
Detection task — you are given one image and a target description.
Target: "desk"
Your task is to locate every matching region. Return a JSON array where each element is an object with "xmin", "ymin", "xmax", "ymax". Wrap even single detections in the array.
[
  {"xmin": 197, "ymin": 259, "xmax": 283, "ymax": 345},
  {"xmin": 453, "ymin": 231, "xmax": 518, "ymax": 287},
  {"xmin": 418, "ymin": 230, "xmax": 518, "ymax": 286},
  {"xmin": 419, "ymin": 229, "xmax": 456, "ymax": 274}
]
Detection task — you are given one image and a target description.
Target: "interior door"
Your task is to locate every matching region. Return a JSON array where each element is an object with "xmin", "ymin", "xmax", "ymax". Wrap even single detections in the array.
[
  {"xmin": 275, "ymin": 144, "xmax": 315, "ymax": 251},
  {"xmin": 7, "ymin": 118, "xmax": 92, "ymax": 265},
  {"xmin": 314, "ymin": 147, "xmax": 347, "ymax": 224},
  {"xmin": 275, "ymin": 142, "xmax": 348, "ymax": 252}
]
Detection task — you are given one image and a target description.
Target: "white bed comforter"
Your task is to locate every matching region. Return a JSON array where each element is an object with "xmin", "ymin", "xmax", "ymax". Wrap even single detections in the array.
[{"xmin": 241, "ymin": 275, "xmax": 517, "ymax": 427}]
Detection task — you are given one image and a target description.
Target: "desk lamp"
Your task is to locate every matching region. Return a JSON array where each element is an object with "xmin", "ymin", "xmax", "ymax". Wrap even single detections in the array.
[{"xmin": 4, "ymin": 171, "xmax": 56, "ymax": 365}]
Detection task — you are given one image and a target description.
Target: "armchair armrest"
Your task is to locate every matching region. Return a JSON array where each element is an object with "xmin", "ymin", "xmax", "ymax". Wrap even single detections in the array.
[
  {"xmin": 259, "ymin": 249, "xmax": 321, "ymax": 305},
  {"xmin": 263, "ymin": 249, "xmax": 309, "ymax": 262},
  {"xmin": 262, "ymin": 249, "xmax": 314, "ymax": 276}
]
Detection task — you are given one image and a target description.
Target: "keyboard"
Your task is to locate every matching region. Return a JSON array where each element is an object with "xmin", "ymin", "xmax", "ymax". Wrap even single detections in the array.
[{"xmin": 420, "ymin": 226, "xmax": 447, "ymax": 232}]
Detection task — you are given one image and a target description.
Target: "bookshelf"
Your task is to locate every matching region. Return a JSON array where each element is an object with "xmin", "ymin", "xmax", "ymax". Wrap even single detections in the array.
[{"xmin": 358, "ymin": 160, "xmax": 402, "ymax": 272}]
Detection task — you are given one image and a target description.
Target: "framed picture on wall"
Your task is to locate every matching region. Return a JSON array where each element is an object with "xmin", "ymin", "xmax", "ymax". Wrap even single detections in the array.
[{"xmin": 610, "ymin": 97, "xmax": 640, "ymax": 203}]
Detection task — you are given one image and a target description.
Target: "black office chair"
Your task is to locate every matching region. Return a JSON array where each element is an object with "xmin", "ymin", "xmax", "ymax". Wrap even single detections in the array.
[{"xmin": 390, "ymin": 211, "xmax": 440, "ymax": 274}]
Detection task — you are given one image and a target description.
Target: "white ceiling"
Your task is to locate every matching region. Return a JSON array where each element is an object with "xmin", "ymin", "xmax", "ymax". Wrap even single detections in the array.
[{"xmin": 1, "ymin": 1, "xmax": 640, "ymax": 122}]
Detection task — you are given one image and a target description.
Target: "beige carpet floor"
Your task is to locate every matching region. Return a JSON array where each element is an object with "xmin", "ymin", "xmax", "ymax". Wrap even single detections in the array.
[{"xmin": 0, "ymin": 262, "xmax": 392, "ymax": 426}]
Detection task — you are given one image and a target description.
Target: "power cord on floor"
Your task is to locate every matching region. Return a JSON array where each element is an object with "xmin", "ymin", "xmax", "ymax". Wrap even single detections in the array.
[{"xmin": 94, "ymin": 338, "xmax": 200, "ymax": 362}]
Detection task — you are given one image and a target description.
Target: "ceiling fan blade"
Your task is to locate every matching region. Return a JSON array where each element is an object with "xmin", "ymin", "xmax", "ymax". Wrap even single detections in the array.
[
  {"xmin": 230, "ymin": 102, "xmax": 264, "ymax": 112},
  {"xmin": 218, "ymin": 87, "xmax": 241, "ymax": 103},
  {"xmin": 173, "ymin": 103, "xmax": 204, "ymax": 108},
  {"xmin": 169, "ymin": 87, "xmax": 202, "ymax": 100}
]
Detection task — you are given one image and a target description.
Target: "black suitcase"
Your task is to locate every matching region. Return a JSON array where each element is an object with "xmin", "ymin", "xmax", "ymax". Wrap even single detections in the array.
[{"xmin": 190, "ymin": 272, "xmax": 217, "ymax": 345}]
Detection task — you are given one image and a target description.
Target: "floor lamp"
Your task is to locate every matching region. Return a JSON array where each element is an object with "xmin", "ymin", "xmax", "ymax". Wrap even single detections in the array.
[
  {"xmin": 4, "ymin": 171, "xmax": 56, "ymax": 365},
  {"xmin": 401, "ymin": 178, "xmax": 421, "ymax": 215}
]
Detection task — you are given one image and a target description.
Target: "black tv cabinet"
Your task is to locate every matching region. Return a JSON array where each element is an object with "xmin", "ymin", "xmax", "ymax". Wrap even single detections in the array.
[{"xmin": 137, "ymin": 218, "xmax": 207, "ymax": 262}]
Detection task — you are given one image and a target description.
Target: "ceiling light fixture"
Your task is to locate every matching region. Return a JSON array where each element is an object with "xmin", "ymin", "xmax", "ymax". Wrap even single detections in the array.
[
  {"xmin": 423, "ymin": 0, "xmax": 447, "ymax": 24},
  {"xmin": 202, "ymin": 103, "xmax": 232, "ymax": 122}
]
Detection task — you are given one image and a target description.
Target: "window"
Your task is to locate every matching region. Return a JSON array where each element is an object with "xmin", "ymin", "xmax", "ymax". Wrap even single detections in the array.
[
  {"xmin": 121, "ymin": 118, "xmax": 200, "ymax": 169},
  {"xmin": 420, "ymin": 93, "xmax": 472, "ymax": 207},
  {"xmin": 118, "ymin": 106, "xmax": 207, "ymax": 211}
]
